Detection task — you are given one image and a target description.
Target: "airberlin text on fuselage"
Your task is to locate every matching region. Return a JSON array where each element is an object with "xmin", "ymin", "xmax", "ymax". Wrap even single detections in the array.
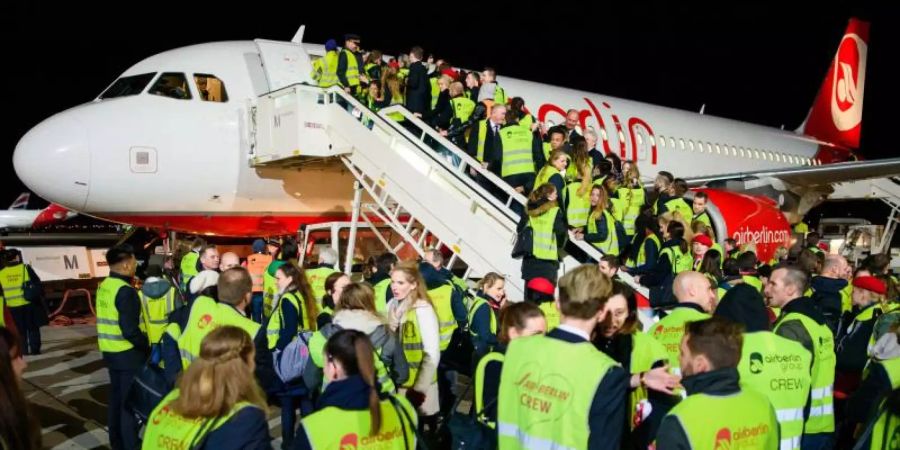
[{"xmin": 537, "ymin": 98, "xmax": 658, "ymax": 165}]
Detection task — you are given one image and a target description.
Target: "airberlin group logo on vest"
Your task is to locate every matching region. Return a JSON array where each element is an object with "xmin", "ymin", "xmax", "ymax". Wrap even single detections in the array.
[
  {"xmin": 731, "ymin": 226, "xmax": 789, "ymax": 247},
  {"xmin": 197, "ymin": 314, "xmax": 213, "ymax": 329},
  {"xmin": 338, "ymin": 427, "xmax": 403, "ymax": 449},
  {"xmin": 714, "ymin": 423, "xmax": 770, "ymax": 450}
]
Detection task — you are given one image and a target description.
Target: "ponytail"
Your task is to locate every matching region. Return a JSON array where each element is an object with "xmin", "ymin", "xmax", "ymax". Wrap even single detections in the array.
[{"xmin": 325, "ymin": 329, "xmax": 383, "ymax": 436}]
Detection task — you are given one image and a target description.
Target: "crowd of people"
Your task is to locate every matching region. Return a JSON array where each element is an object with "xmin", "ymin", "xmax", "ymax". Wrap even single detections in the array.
[{"xmin": 1, "ymin": 36, "xmax": 900, "ymax": 450}]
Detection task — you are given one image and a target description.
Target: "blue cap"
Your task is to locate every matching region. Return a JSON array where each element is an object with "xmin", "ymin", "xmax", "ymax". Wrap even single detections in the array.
[
  {"xmin": 325, "ymin": 39, "xmax": 338, "ymax": 51},
  {"xmin": 252, "ymin": 239, "xmax": 266, "ymax": 253}
]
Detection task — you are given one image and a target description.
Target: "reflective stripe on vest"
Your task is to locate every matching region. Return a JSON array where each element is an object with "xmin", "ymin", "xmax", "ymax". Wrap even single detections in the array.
[
  {"xmin": 428, "ymin": 283, "xmax": 457, "ymax": 351},
  {"xmin": 316, "ymin": 51, "xmax": 340, "ymax": 87},
  {"xmin": 529, "ymin": 207, "xmax": 560, "ymax": 261},
  {"xmin": 266, "ymin": 291, "xmax": 303, "ymax": 350},
  {"xmin": 661, "ymin": 245, "xmax": 692, "ymax": 274},
  {"xmin": 648, "ymin": 307, "xmax": 710, "ymax": 370},
  {"xmin": 497, "ymin": 335, "xmax": 618, "ymax": 450},
  {"xmin": 451, "ymin": 97, "xmax": 475, "ymax": 123},
  {"xmin": 430, "ymin": 77, "xmax": 440, "ymax": 109},
  {"xmin": 301, "ymin": 395, "xmax": 418, "ymax": 449},
  {"xmin": 467, "ymin": 297, "xmax": 498, "ymax": 339},
  {"xmin": 774, "ymin": 312, "xmax": 836, "ymax": 433},
  {"xmin": 866, "ymin": 399, "xmax": 900, "ymax": 450},
  {"xmin": 340, "ymin": 49, "xmax": 360, "ymax": 87},
  {"xmin": 499, "ymin": 125, "xmax": 535, "ymax": 177},
  {"xmin": 139, "ymin": 288, "xmax": 176, "ymax": 344},
  {"xmin": 305, "ymin": 266, "xmax": 337, "ymax": 308},
  {"xmin": 0, "ymin": 264, "xmax": 30, "ymax": 307},
  {"xmin": 737, "ymin": 331, "xmax": 812, "ymax": 450},
  {"xmin": 143, "ymin": 389, "xmax": 255, "ymax": 448},
  {"xmin": 178, "ymin": 298, "xmax": 261, "ymax": 368},
  {"xmin": 666, "ymin": 390, "xmax": 779, "ymax": 450},
  {"xmin": 96, "ymin": 276, "xmax": 134, "ymax": 353},
  {"xmin": 565, "ymin": 182, "xmax": 591, "ymax": 228},
  {"xmin": 246, "ymin": 253, "xmax": 272, "ymax": 293},
  {"xmin": 618, "ymin": 186, "xmax": 645, "ymax": 236},
  {"xmin": 586, "ymin": 210, "xmax": 619, "ymax": 256},
  {"xmin": 474, "ymin": 352, "xmax": 504, "ymax": 429},
  {"xmin": 629, "ymin": 332, "xmax": 670, "ymax": 429}
]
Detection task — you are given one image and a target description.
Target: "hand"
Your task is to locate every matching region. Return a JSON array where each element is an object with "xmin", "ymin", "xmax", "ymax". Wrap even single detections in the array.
[
  {"xmin": 344, "ymin": 87, "xmax": 352, "ymax": 94},
  {"xmin": 641, "ymin": 367, "xmax": 681, "ymax": 395},
  {"xmin": 531, "ymin": 122, "xmax": 539, "ymax": 132},
  {"xmin": 469, "ymin": 167, "xmax": 478, "ymax": 177},
  {"xmin": 439, "ymin": 130, "xmax": 449, "ymax": 137},
  {"xmin": 633, "ymin": 275, "xmax": 642, "ymax": 284},
  {"xmin": 481, "ymin": 162, "xmax": 489, "ymax": 169},
  {"xmin": 405, "ymin": 389, "xmax": 426, "ymax": 408}
]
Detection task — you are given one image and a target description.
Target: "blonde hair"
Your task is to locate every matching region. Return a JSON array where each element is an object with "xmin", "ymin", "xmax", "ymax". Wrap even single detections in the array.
[
  {"xmin": 557, "ymin": 264, "xmax": 612, "ymax": 319},
  {"xmin": 477, "ymin": 272, "xmax": 504, "ymax": 292},
  {"xmin": 337, "ymin": 282, "xmax": 378, "ymax": 314},
  {"xmin": 173, "ymin": 326, "xmax": 267, "ymax": 418},
  {"xmin": 589, "ymin": 185, "xmax": 610, "ymax": 221},
  {"xmin": 449, "ymin": 81, "xmax": 465, "ymax": 98},
  {"xmin": 390, "ymin": 261, "xmax": 433, "ymax": 306}
]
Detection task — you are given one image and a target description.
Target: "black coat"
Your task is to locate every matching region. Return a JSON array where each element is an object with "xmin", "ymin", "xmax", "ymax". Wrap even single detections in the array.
[
  {"xmin": 405, "ymin": 61, "xmax": 431, "ymax": 115},
  {"xmin": 467, "ymin": 120, "xmax": 503, "ymax": 174}
]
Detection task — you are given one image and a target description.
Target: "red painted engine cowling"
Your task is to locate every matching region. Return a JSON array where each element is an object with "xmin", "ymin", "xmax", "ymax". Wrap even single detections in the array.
[{"xmin": 695, "ymin": 188, "xmax": 791, "ymax": 263}]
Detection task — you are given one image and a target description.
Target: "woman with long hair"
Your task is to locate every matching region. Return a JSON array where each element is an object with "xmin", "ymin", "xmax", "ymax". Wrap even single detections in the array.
[
  {"xmin": 518, "ymin": 183, "xmax": 567, "ymax": 285},
  {"xmin": 317, "ymin": 272, "xmax": 351, "ymax": 328},
  {"xmin": 625, "ymin": 206, "xmax": 661, "ymax": 273},
  {"xmin": 533, "ymin": 150, "xmax": 569, "ymax": 210},
  {"xmin": 617, "ymin": 161, "xmax": 645, "ymax": 240},
  {"xmin": 0, "ymin": 327, "xmax": 40, "ymax": 450},
  {"xmin": 268, "ymin": 261, "xmax": 318, "ymax": 352},
  {"xmin": 576, "ymin": 185, "xmax": 621, "ymax": 256},
  {"xmin": 591, "ymin": 282, "xmax": 677, "ymax": 449},
  {"xmin": 388, "ymin": 261, "xmax": 441, "ymax": 425},
  {"xmin": 471, "ymin": 302, "xmax": 547, "ymax": 449},
  {"xmin": 636, "ymin": 220, "xmax": 692, "ymax": 299},
  {"xmin": 309, "ymin": 282, "xmax": 409, "ymax": 393},
  {"xmin": 142, "ymin": 326, "xmax": 270, "ymax": 449},
  {"xmin": 294, "ymin": 330, "xmax": 417, "ymax": 450},
  {"xmin": 467, "ymin": 273, "xmax": 507, "ymax": 359},
  {"xmin": 564, "ymin": 139, "xmax": 593, "ymax": 229}
]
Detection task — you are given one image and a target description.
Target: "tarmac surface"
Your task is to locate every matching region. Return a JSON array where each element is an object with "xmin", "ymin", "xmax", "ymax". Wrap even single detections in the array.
[{"xmin": 25, "ymin": 324, "xmax": 287, "ymax": 449}]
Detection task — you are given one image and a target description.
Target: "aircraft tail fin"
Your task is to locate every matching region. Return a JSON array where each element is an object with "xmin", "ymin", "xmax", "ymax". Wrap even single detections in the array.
[
  {"xmin": 802, "ymin": 18, "xmax": 869, "ymax": 161},
  {"xmin": 9, "ymin": 192, "xmax": 30, "ymax": 210}
]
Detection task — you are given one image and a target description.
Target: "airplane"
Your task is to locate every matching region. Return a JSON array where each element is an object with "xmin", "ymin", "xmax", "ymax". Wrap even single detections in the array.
[
  {"xmin": 12, "ymin": 18, "xmax": 900, "ymax": 264},
  {"xmin": 0, "ymin": 192, "xmax": 76, "ymax": 230}
]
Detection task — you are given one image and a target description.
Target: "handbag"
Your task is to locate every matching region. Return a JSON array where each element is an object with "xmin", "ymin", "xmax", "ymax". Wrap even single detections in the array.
[
  {"xmin": 510, "ymin": 225, "xmax": 533, "ymax": 259},
  {"xmin": 126, "ymin": 341, "xmax": 171, "ymax": 424}
]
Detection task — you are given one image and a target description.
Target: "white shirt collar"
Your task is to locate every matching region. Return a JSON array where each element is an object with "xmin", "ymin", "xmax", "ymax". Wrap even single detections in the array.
[{"xmin": 556, "ymin": 324, "xmax": 591, "ymax": 341}]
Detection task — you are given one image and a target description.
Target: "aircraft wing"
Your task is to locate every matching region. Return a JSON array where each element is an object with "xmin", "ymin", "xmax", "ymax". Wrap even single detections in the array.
[{"xmin": 683, "ymin": 157, "xmax": 900, "ymax": 187}]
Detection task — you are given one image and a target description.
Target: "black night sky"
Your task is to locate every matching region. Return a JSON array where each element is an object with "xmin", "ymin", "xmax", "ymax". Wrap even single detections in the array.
[{"xmin": 4, "ymin": 2, "xmax": 898, "ymax": 213}]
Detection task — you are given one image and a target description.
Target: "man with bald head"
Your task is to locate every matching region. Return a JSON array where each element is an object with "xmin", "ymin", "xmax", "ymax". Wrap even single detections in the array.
[
  {"xmin": 648, "ymin": 271, "xmax": 715, "ymax": 372},
  {"xmin": 766, "ymin": 266, "xmax": 836, "ymax": 447},
  {"xmin": 219, "ymin": 252, "xmax": 240, "ymax": 271},
  {"xmin": 810, "ymin": 254, "xmax": 850, "ymax": 333}
]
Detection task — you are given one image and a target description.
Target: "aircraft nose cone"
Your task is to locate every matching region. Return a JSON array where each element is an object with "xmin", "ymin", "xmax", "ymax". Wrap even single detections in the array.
[{"xmin": 13, "ymin": 115, "xmax": 90, "ymax": 211}]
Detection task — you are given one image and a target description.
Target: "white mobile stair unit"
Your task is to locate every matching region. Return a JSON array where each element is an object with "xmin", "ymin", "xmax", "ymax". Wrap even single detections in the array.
[
  {"xmin": 251, "ymin": 84, "xmax": 648, "ymax": 299},
  {"xmin": 830, "ymin": 177, "xmax": 900, "ymax": 254}
]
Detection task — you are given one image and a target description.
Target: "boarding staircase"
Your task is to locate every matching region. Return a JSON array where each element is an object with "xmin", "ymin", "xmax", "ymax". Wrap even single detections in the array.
[
  {"xmin": 830, "ymin": 177, "xmax": 900, "ymax": 254},
  {"xmin": 250, "ymin": 84, "xmax": 648, "ymax": 298}
]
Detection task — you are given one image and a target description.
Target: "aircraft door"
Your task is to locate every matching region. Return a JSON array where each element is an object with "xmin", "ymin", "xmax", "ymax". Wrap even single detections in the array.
[{"xmin": 254, "ymin": 39, "xmax": 314, "ymax": 92}]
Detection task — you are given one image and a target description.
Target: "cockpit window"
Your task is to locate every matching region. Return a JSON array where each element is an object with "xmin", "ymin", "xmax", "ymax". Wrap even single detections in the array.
[
  {"xmin": 99, "ymin": 73, "xmax": 157, "ymax": 99},
  {"xmin": 148, "ymin": 73, "xmax": 192, "ymax": 100},
  {"xmin": 194, "ymin": 74, "xmax": 229, "ymax": 102}
]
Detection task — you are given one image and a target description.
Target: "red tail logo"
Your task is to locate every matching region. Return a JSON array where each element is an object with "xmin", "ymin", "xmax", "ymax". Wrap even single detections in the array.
[{"xmin": 803, "ymin": 19, "xmax": 869, "ymax": 157}]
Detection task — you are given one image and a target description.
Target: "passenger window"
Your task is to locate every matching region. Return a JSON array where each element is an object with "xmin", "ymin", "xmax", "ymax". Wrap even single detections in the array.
[
  {"xmin": 688, "ymin": 140, "xmax": 694, "ymax": 151},
  {"xmin": 738, "ymin": 147, "xmax": 744, "ymax": 157},
  {"xmin": 636, "ymin": 133, "xmax": 643, "ymax": 145},
  {"xmin": 149, "ymin": 73, "xmax": 192, "ymax": 100},
  {"xmin": 715, "ymin": 143, "xmax": 721, "ymax": 154},
  {"xmin": 669, "ymin": 137, "xmax": 676, "ymax": 148},
  {"xmin": 600, "ymin": 128, "xmax": 609, "ymax": 141},
  {"xmin": 194, "ymin": 74, "xmax": 229, "ymax": 102},
  {"xmin": 679, "ymin": 139, "xmax": 685, "ymax": 150},
  {"xmin": 100, "ymin": 73, "xmax": 157, "ymax": 99},
  {"xmin": 659, "ymin": 135, "xmax": 666, "ymax": 148}
]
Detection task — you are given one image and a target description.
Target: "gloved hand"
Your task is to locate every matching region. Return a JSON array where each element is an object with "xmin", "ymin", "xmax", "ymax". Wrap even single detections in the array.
[{"xmin": 405, "ymin": 389, "xmax": 426, "ymax": 408}]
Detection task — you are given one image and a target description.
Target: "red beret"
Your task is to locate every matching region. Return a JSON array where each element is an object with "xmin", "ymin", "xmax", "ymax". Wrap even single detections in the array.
[
  {"xmin": 441, "ymin": 69, "xmax": 459, "ymax": 80},
  {"xmin": 693, "ymin": 234, "xmax": 713, "ymax": 248},
  {"xmin": 853, "ymin": 276, "xmax": 886, "ymax": 295},
  {"xmin": 818, "ymin": 242, "xmax": 830, "ymax": 251},
  {"xmin": 526, "ymin": 277, "xmax": 555, "ymax": 295}
]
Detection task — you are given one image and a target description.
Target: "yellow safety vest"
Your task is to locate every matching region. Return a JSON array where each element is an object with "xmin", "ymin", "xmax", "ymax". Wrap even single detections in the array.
[
  {"xmin": 142, "ymin": 389, "xmax": 257, "ymax": 450},
  {"xmin": 266, "ymin": 291, "xmax": 309, "ymax": 350},
  {"xmin": 0, "ymin": 264, "xmax": 30, "ymax": 307},
  {"xmin": 565, "ymin": 182, "xmax": 591, "ymax": 228},
  {"xmin": 301, "ymin": 394, "xmax": 418, "ymax": 449},
  {"xmin": 139, "ymin": 288, "xmax": 177, "ymax": 344},
  {"xmin": 312, "ymin": 51, "xmax": 339, "ymax": 88},
  {"xmin": 586, "ymin": 210, "xmax": 619, "ymax": 256},
  {"xmin": 177, "ymin": 297, "xmax": 261, "ymax": 369},
  {"xmin": 96, "ymin": 276, "xmax": 135, "ymax": 353},
  {"xmin": 399, "ymin": 307, "xmax": 435, "ymax": 388},
  {"xmin": 499, "ymin": 125, "xmax": 536, "ymax": 177},
  {"xmin": 529, "ymin": 207, "xmax": 560, "ymax": 261},
  {"xmin": 428, "ymin": 283, "xmax": 457, "ymax": 352},
  {"xmin": 305, "ymin": 266, "xmax": 337, "ymax": 309},
  {"xmin": 451, "ymin": 97, "xmax": 475, "ymax": 123},
  {"xmin": 340, "ymin": 49, "xmax": 360, "ymax": 87},
  {"xmin": 618, "ymin": 186, "xmax": 645, "ymax": 236}
]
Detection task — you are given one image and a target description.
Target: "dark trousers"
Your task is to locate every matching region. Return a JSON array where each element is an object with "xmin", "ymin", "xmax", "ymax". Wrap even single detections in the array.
[
  {"xmin": 250, "ymin": 292, "xmax": 264, "ymax": 323},
  {"xmin": 10, "ymin": 304, "xmax": 41, "ymax": 354},
  {"xmin": 801, "ymin": 432, "xmax": 834, "ymax": 450},
  {"xmin": 108, "ymin": 368, "xmax": 139, "ymax": 450},
  {"xmin": 279, "ymin": 387, "xmax": 314, "ymax": 450}
]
